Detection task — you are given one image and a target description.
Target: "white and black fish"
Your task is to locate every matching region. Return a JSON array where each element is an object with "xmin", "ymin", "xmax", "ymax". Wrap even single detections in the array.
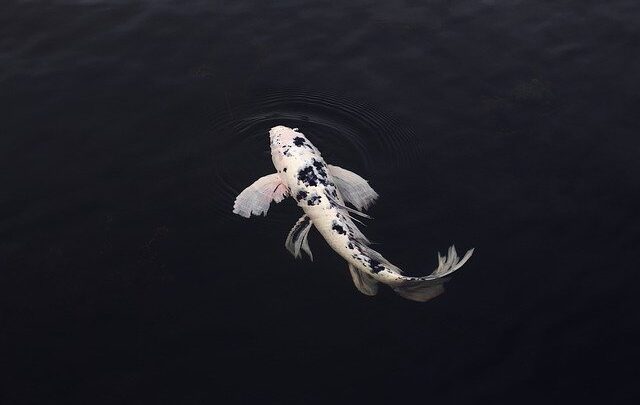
[{"xmin": 233, "ymin": 125, "xmax": 474, "ymax": 302}]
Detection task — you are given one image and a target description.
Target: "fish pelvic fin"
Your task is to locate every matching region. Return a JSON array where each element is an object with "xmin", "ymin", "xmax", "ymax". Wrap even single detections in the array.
[{"xmin": 285, "ymin": 215, "xmax": 314, "ymax": 261}]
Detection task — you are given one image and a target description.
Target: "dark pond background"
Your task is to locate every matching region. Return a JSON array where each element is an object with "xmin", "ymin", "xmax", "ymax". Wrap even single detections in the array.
[{"xmin": 2, "ymin": 1, "xmax": 639, "ymax": 403}]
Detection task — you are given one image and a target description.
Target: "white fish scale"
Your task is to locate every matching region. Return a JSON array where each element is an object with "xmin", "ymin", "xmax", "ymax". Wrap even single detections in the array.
[{"xmin": 307, "ymin": 208, "xmax": 349, "ymax": 249}]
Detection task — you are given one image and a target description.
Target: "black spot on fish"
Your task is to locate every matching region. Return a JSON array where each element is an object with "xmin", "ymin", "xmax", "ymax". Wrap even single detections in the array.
[
  {"xmin": 298, "ymin": 166, "xmax": 318, "ymax": 187},
  {"xmin": 369, "ymin": 259, "xmax": 385, "ymax": 274},
  {"xmin": 312, "ymin": 159, "xmax": 327, "ymax": 178},
  {"xmin": 296, "ymin": 190, "xmax": 308, "ymax": 202},
  {"xmin": 307, "ymin": 195, "xmax": 321, "ymax": 206},
  {"xmin": 293, "ymin": 136, "xmax": 306, "ymax": 147},
  {"xmin": 283, "ymin": 167, "xmax": 287, "ymax": 172},
  {"xmin": 332, "ymin": 222, "xmax": 347, "ymax": 235},
  {"xmin": 348, "ymin": 242, "xmax": 354, "ymax": 250}
]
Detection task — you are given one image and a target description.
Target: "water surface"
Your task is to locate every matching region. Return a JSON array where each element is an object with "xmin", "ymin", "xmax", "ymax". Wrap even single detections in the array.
[{"xmin": 2, "ymin": 1, "xmax": 639, "ymax": 403}]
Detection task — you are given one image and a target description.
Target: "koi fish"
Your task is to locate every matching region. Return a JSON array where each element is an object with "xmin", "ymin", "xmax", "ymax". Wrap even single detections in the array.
[{"xmin": 233, "ymin": 125, "xmax": 473, "ymax": 301}]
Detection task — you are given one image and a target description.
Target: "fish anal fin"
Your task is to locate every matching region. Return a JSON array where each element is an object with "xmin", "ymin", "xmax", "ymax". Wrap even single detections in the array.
[{"xmin": 349, "ymin": 263, "xmax": 379, "ymax": 296}]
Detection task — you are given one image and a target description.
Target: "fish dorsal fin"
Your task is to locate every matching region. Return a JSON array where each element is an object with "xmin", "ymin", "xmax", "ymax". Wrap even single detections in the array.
[
  {"xmin": 328, "ymin": 165, "xmax": 379, "ymax": 211},
  {"xmin": 348, "ymin": 263, "xmax": 379, "ymax": 296},
  {"xmin": 233, "ymin": 173, "xmax": 288, "ymax": 218},
  {"xmin": 344, "ymin": 217, "xmax": 370, "ymax": 245},
  {"xmin": 326, "ymin": 193, "xmax": 372, "ymax": 220},
  {"xmin": 285, "ymin": 215, "xmax": 314, "ymax": 260},
  {"xmin": 350, "ymin": 239, "xmax": 403, "ymax": 275}
]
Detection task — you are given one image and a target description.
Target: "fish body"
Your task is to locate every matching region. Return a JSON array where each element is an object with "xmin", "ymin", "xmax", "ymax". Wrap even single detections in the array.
[{"xmin": 233, "ymin": 125, "xmax": 473, "ymax": 301}]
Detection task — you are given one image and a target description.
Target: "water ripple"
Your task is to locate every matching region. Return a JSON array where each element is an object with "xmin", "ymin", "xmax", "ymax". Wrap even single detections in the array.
[{"xmin": 205, "ymin": 89, "xmax": 422, "ymax": 226}]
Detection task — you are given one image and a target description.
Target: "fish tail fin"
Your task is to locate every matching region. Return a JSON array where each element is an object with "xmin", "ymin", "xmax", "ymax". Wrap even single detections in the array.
[
  {"xmin": 394, "ymin": 284, "xmax": 446, "ymax": 302},
  {"xmin": 392, "ymin": 246, "xmax": 474, "ymax": 302}
]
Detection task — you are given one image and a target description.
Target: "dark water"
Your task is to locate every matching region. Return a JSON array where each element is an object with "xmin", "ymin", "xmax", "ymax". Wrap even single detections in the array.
[{"xmin": 2, "ymin": 1, "xmax": 639, "ymax": 403}]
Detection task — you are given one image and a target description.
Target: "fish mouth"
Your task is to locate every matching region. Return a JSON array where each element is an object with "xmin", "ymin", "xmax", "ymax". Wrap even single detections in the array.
[{"xmin": 269, "ymin": 125, "xmax": 293, "ymax": 139}]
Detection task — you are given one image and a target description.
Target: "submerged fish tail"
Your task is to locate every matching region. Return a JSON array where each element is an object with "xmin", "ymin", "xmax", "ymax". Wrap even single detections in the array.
[{"xmin": 351, "ymin": 241, "xmax": 474, "ymax": 302}]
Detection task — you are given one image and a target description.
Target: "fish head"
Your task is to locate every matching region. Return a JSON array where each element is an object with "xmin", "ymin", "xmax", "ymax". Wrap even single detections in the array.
[
  {"xmin": 269, "ymin": 125, "xmax": 302, "ymax": 146},
  {"xmin": 269, "ymin": 125, "xmax": 307, "ymax": 170}
]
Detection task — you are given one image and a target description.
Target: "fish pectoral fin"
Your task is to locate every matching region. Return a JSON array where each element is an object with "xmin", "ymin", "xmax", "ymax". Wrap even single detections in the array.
[
  {"xmin": 348, "ymin": 263, "xmax": 379, "ymax": 296},
  {"xmin": 328, "ymin": 164, "xmax": 379, "ymax": 211},
  {"xmin": 233, "ymin": 173, "xmax": 288, "ymax": 218},
  {"xmin": 285, "ymin": 215, "xmax": 314, "ymax": 261}
]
